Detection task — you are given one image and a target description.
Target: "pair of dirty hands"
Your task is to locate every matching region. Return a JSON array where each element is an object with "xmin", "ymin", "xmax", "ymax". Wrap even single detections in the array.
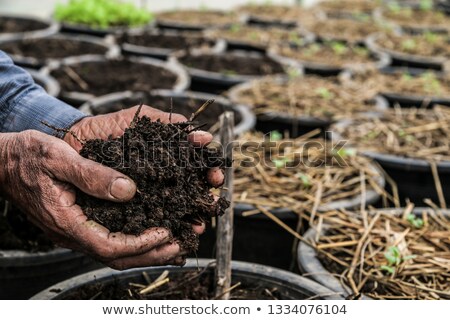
[{"xmin": 0, "ymin": 106, "xmax": 224, "ymax": 270}]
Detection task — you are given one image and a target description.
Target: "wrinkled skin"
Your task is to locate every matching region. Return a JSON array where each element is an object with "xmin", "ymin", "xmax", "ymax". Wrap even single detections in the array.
[{"xmin": 0, "ymin": 105, "xmax": 224, "ymax": 270}]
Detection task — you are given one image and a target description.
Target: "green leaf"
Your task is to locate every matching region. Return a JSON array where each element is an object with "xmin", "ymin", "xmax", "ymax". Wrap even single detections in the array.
[
  {"xmin": 273, "ymin": 158, "xmax": 288, "ymax": 169},
  {"xmin": 419, "ymin": 0, "xmax": 433, "ymax": 11},
  {"xmin": 315, "ymin": 87, "xmax": 334, "ymax": 100},
  {"xmin": 270, "ymin": 131, "xmax": 283, "ymax": 141},
  {"xmin": 296, "ymin": 173, "xmax": 312, "ymax": 188},
  {"xmin": 407, "ymin": 214, "xmax": 424, "ymax": 229},
  {"xmin": 380, "ymin": 265, "xmax": 396, "ymax": 274},
  {"xmin": 330, "ymin": 42, "xmax": 348, "ymax": 55},
  {"xmin": 401, "ymin": 39, "xmax": 417, "ymax": 51}
]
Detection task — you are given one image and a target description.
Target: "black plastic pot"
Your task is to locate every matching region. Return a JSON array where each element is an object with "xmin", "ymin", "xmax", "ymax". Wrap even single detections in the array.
[
  {"xmin": 174, "ymin": 49, "xmax": 291, "ymax": 94},
  {"xmin": 366, "ymin": 33, "xmax": 449, "ymax": 72},
  {"xmin": 0, "ymin": 33, "xmax": 119, "ymax": 69},
  {"xmin": 0, "ymin": 15, "xmax": 58, "ymax": 41},
  {"xmin": 243, "ymin": 14, "xmax": 298, "ymax": 29},
  {"xmin": 26, "ymin": 69, "xmax": 60, "ymax": 97},
  {"xmin": 227, "ymin": 76, "xmax": 389, "ymax": 138},
  {"xmin": 79, "ymin": 90, "xmax": 256, "ymax": 137},
  {"xmin": 332, "ymin": 119, "xmax": 450, "ymax": 206},
  {"xmin": 0, "ymin": 247, "xmax": 100, "ymax": 299},
  {"xmin": 198, "ymin": 164, "xmax": 385, "ymax": 270},
  {"xmin": 120, "ymin": 29, "xmax": 223, "ymax": 60},
  {"xmin": 297, "ymin": 208, "xmax": 450, "ymax": 299},
  {"xmin": 42, "ymin": 55, "xmax": 190, "ymax": 107},
  {"xmin": 269, "ymin": 42, "xmax": 391, "ymax": 77},
  {"xmin": 32, "ymin": 259, "xmax": 343, "ymax": 300}
]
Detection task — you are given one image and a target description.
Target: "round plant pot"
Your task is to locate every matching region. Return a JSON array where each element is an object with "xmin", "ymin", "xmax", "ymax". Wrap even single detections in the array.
[
  {"xmin": 0, "ymin": 248, "xmax": 100, "ymax": 299},
  {"xmin": 297, "ymin": 208, "xmax": 450, "ymax": 299},
  {"xmin": 79, "ymin": 90, "xmax": 256, "ymax": 137},
  {"xmin": 242, "ymin": 13, "xmax": 298, "ymax": 29},
  {"xmin": 0, "ymin": 33, "xmax": 119, "ymax": 69},
  {"xmin": 332, "ymin": 119, "xmax": 450, "ymax": 206},
  {"xmin": 32, "ymin": 259, "xmax": 343, "ymax": 300},
  {"xmin": 120, "ymin": 29, "xmax": 224, "ymax": 60},
  {"xmin": 366, "ymin": 33, "xmax": 449, "ymax": 72},
  {"xmin": 269, "ymin": 43, "xmax": 391, "ymax": 77},
  {"xmin": 0, "ymin": 15, "xmax": 58, "ymax": 41},
  {"xmin": 26, "ymin": 69, "xmax": 60, "ymax": 97},
  {"xmin": 198, "ymin": 165, "xmax": 385, "ymax": 270},
  {"xmin": 174, "ymin": 50, "xmax": 291, "ymax": 94},
  {"xmin": 42, "ymin": 55, "xmax": 190, "ymax": 107},
  {"xmin": 227, "ymin": 76, "xmax": 389, "ymax": 138}
]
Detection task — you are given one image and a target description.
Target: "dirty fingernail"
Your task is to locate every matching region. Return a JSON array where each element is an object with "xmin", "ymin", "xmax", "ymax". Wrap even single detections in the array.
[{"xmin": 110, "ymin": 178, "xmax": 135, "ymax": 200}]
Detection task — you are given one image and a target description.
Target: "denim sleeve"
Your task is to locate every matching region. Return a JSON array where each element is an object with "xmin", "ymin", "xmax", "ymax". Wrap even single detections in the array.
[{"xmin": 0, "ymin": 51, "xmax": 86, "ymax": 138}]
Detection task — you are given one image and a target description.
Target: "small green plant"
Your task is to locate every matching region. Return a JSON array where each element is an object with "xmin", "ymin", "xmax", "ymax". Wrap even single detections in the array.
[
  {"xmin": 334, "ymin": 148, "xmax": 357, "ymax": 158},
  {"xmin": 303, "ymin": 43, "xmax": 321, "ymax": 57},
  {"xmin": 273, "ymin": 157, "xmax": 288, "ymax": 169},
  {"xmin": 270, "ymin": 130, "xmax": 283, "ymax": 141},
  {"xmin": 381, "ymin": 246, "xmax": 416, "ymax": 275},
  {"xmin": 401, "ymin": 72, "xmax": 413, "ymax": 82},
  {"xmin": 365, "ymin": 130, "xmax": 380, "ymax": 140},
  {"xmin": 419, "ymin": 0, "xmax": 433, "ymax": 11},
  {"xmin": 295, "ymin": 173, "xmax": 312, "ymax": 188},
  {"xmin": 353, "ymin": 46, "xmax": 369, "ymax": 57},
  {"xmin": 54, "ymin": 0, "xmax": 153, "ymax": 28},
  {"xmin": 401, "ymin": 38, "xmax": 417, "ymax": 51},
  {"xmin": 316, "ymin": 87, "xmax": 334, "ymax": 100},
  {"xmin": 249, "ymin": 32, "xmax": 259, "ymax": 41},
  {"xmin": 229, "ymin": 23, "xmax": 241, "ymax": 33},
  {"xmin": 287, "ymin": 67, "xmax": 301, "ymax": 80},
  {"xmin": 421, "ymin": 71, "xmax": 442, "ymax": 95},
  {"xmin": 329, "ymin": 42, "xmax": 348, "ymax": 56},
  {"xmin": 387, "ymin": 2, "xmax": 402, "ymax": 13},
  {"xmin": 424, "ymin": 31, "xmax": 439, "ymax": 44},
  {"xmin": 289, "ymin": 33, "xmax": 304, "ymax": 46},
  {"xmin": 407, "ymin": 213, "xmax": 424, "ymax": 229}
]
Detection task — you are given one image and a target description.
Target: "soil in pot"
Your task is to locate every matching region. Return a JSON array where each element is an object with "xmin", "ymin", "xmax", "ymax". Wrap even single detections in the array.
[
  {"xmin": 342, "ymin": 68, "xmax": 450, "ymax": 108},
  {"xmin": 274, "ymin": 41, "xmax": 385, "ymax": 75},
  {"xmin": 200, "ymin": 131, "xmax": 385, "ymax": 269},
  {"xmin": 76, "ymin": 110, "xmax": 229, "ymax": 252},
  {"xmin": 331, "ymin": 106, "xmax": 450, "ymax": 205},
  {"xmin": 0, "ymin": 16, "xmax": 50, "ymax": 34},
  {"xmin": 119, "ymin": 31, "xmax": 211, "ymax": 52},
  {"xmin": 207, "ymin": 24, "xmax": 309, "ymax": 52},
  {"xmin": 237, "ymin": 4, "xmax": 316, "ymax": 27},
  {"xmin": 0, "ymin": 36, "xmax": 109, "ymax": 67},
  {"xmin": 302, "ymin": 17, "xmax": 388, "ymax": 44},
  {"xmin": 379, "ymin": 3, "xmax": 450, "ymax": 32},
  {"xmin": 0, "ymin": 200, "xmax": 53, "ymax": 252},
  {"xmin": 316, "ymin": 0, "xmax": 378, "ymax": 17},
  {"xmin": 50, "ymin": 58, "xmax": 179, "ymax": 97},
  {"xmin": 228, "ymin": 74, "xmax": 382, "ymax": 136},
  {"xmin": 308, "ymin": 207, "xmax": 450, "ymax": 299},
  {"xmin": 156, "ymin": 10, "xmax": 238, "ymax": 30}
]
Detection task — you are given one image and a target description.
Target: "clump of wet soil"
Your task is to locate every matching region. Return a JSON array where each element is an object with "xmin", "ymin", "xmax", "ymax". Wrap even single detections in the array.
[
  {"xmin": 120, "ymin": 32, "xmax": 211, "ymax": 50},
  {"xmin": 0, "ymin": 16, "xmax": 49, "ymax": 34},
  {"xmin": 76, "ymin": 113, "xmax": 229, "ymax": 251}
]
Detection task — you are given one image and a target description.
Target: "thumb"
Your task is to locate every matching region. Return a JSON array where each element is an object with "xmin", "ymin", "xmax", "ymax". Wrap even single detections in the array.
[{"xmin": 50, "ymin": 147, "xmax": 136, "ymax": 202}]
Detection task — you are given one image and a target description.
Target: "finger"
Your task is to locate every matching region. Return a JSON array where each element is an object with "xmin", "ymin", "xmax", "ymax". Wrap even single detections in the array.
[
  {"xmin": 192, "ymin": 222, "xmax": 205, "ymax": 235},
  {"xmin": 49, "ymin": 147, "xmax": 137, "ymax": 202},
  {"xmin": 106, "ymin": 242, "xmax": 185, "ymax": 270},
  {"xmin": 206, "ymin": 167, "xmax": 224, "ymax": 188},
  {"xmin": 67, "ymin": 210, "xmax": 172, "ymax": 260},
  {"xmin": 188, "ymin": 131, "xmax": 213, "ymax": 147}
]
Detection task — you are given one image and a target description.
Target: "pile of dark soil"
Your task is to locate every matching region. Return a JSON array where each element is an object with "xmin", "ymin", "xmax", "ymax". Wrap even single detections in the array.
[
  {"xmin": 0, "ymin": 200, "xmax": 54, "ymax": 252},
  {"xmin": 120, "ymin": 32, "xmax": 209, "ymax": 50},
  {"xmin": 77, "ymin": 112, "xmax": 229, "ymax": 251},
  {"xmin": 0, "ymin": 37, "xmax": 108, "ymax": 60},
  {"xmin": 51, "ymin": 59, "xmax": 178, "ymax": 95},
  {"xmin": 156, "ymin": 10, "xmax": 237, "ymax": 28},
  {"xmin": 63, "ymin": 268, "xmax": 282, "ymax": 300},
  {"xmin": 0, "ymin": 16, "xmax": 48, "ymax": 34},
  {"xmin": 179, "ymin": 53, "xmax": 284, "ymax": 76}
]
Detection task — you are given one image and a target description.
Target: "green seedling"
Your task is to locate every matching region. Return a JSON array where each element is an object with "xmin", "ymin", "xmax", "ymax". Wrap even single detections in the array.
[
  {"xmin": 335, "ymin": 148, "xmax": 357, "ymax": 158},
  {"xmin": 401, "ymin": 73, "xmax": 413, "ymax": 82},
  {"xmin": 419, "ymin": 0, "xmax": 433, "ymax": 11},
  {"xmin": 424, "ymin": 31, "xmax": 439, "ymax": 44},
  {"xmin": 270, "ymin": 130, "xmax": 283, "ymax": 141},
  {"xmin": 421, "ymin": 71, "xmax": 442, "ymax": 94},
  {"xmin": 296, "ymin": 173, "xmax": 312, "ymax": 188},
  {"xmin": 401, "ymin": 39, "xmax": 417, "ymax": 51},
  {"xmin": 353, "ymin": 46, "xmax": 369, "ymax": 57},
  {"xmin": 407, "ymin": 214, "xmax": 424, "ymax": 229},
  {"xmin": 381, "ymin": 246, "xmax": 416, "ymax": 274},
  {"xmin": 303, "ymin": 43, "xmax": 321, "ymax": 57},
  {"xmin": 55, "ymin": 0, "xmax": 153, "ymax": 28},
  {"xmin": 330, "ymin": 42, "xmax": 348, "ymax": 56},
  {"xmin": 249, "ymin": 32, "xmax": 259, "ymax": 41},
  {"xmin": 229, "ymin": 23, "xmax": 241, "ymax": 33},
  {"xmin": 273, "ymin": 157, "xmax": 288, "ymax": 169},
  {"xmin": 387, "ymin": 2, "xmax": 402, "ymax": 14},
  {"xmin": 289, "ymin": 33, "xmax": 304, "ymax": 46},
  {"xmin": 316, "ymin": 87, "xmax": 334, "ymax": 100},
  {"xmin": 365, "ymin": 130, "xmax": 380, "ymax": 140},
  {"xmin": 287, "ymin": 68, "xmax": 301, "ymax": 80}
]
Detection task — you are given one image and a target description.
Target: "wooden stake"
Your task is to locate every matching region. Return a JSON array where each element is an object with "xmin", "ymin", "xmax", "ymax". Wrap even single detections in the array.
[{"xmin": 215, "ymin": 111, "xmax": 234, "ymax": 300}]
